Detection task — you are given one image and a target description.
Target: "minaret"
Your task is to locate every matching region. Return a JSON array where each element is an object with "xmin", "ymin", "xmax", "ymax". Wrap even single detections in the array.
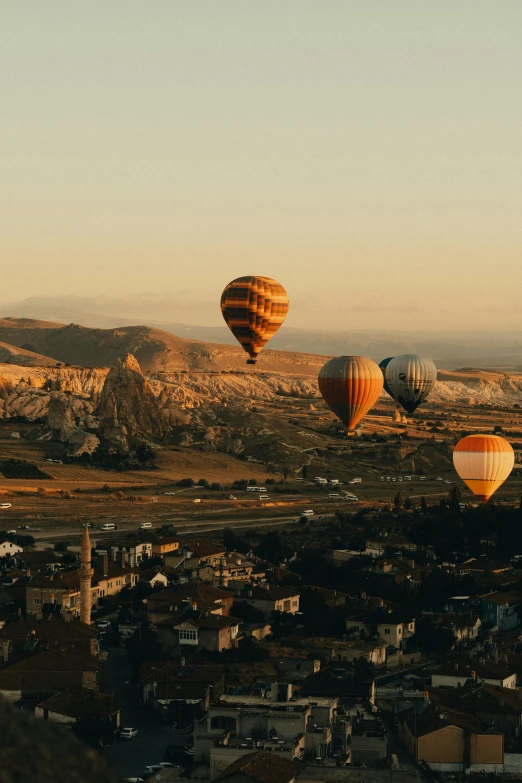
[{"xmin": 79, "ymin": 525, "xmax": 93, "ymax": 625}]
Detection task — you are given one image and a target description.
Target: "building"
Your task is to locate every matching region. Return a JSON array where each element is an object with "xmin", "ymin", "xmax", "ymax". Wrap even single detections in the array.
[
  {"xmin": 139, "ymin": 660, "xmax": 225, "ymax": 706},
  {"xmin": 138, "ymin": 532, "xmax": 180, "ymax": 558},
  {"xmin": 171, "ymin": 615, "xmax": 242, "ymax": 652},
  {"xmin": 237, "ymin": 586, "xmax": 300, "ymax": 620},
  {"xmin": 35, "ymin": 689, "xmax": 121, "ymax": 729},
  {"xmin": 429, "ymin": 683, "xmax": 522, "ymax": 739},
  {"xmin": 481, "ymin": 592, "xmax": 521, "ymax": 631},
  {"xmin": 0, "ymin": 649, "xmax": 99, "ymax": 701},
  {"xmin": 399, "ymin": 703, "xmax": 504, "ymax": 774},
  {"xmin": 365, "ymin": 535, "xmax": 417, "ymax": 558},
  {"xmin": 350, "ymin": 713, "xmax": 387, "ymax": 766},
  {"xmin": 0, "ymin": 540, "xmax": 23, "ymax": 558},
  {"xmin": 431, "ymin": 657, "xmax": 517, "ymax": 689},
  {"xmin": 345, "ymin": 611, "xmax": 415, "ymax": 647},
  {"xmin": 194, "ymin": 693, "xmax": 342, "ymax": 777},
  {"xmin": 0, "ymin": 615, "xmax": 99, "ymax": 658},
  {"xmin": 105, "ymin": 540, "xmax": 152, "ymax": 567},
  {"xmin": 146, "ymin": 583, "xmax": 234, "ymax": 623},
  {"xmin": 215, "ymin": 750, "xmax": 301, "ymax": 783}
]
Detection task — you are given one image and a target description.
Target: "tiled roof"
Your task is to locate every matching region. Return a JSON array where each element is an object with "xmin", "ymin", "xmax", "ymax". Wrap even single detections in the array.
[
  {"xmin": 139, "ymin": 660, "xmax": 225, "ymax": 684},
  {"xmin": 0, "ymin": 616, "xmax": 98, "ymax": 640},
  {"xmin": 433, "ymin": 657, "xmax": 516, "ymax": 681},
  {"xmin": 37, "ymin": 689, "xmax": 121, "ymax": 719},
  {"xmin": 215, "ymin": 751, "xmax": 301, "ymax": 783},
  {"xmin": 247, "ymin": 585, "xmax": 299, "ymax": 601}
]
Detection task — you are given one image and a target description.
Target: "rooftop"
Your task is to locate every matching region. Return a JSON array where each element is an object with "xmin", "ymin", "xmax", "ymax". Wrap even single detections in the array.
[
  {"xmin": 37, "ymin": 689, "xmax": 121, "ymax": 719},
  {"xmin": 215, "ymin": 750, "xmax": 302, "ymax": 783}
]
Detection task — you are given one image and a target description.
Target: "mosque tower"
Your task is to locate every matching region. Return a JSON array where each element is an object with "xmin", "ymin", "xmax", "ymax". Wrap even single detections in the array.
[{"xmin": 79, "ymin": 524, "xmax": 93, "ymax": 625}]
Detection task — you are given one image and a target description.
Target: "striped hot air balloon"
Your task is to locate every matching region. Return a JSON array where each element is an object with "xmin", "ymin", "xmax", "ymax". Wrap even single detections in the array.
[
  {"xmin": 221, "ymin": 276, "xmax": 289, "ymax": 364},
  {"xmin": 318, "ymin": 356, "xmax": 383, "ymax": 436},
  {"xmin": 385, "ymin": 354, "xmax": 437, "ymax": 414},
  {"xmin": 453, "ymin": 434, "xmax": 514, "ymax": 502}
]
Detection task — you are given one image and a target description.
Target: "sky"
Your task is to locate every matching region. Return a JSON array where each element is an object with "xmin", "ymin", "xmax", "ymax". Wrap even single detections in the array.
[{"xmin": 2, "ymin": 2, "xmax": 522, "ymax": 332}]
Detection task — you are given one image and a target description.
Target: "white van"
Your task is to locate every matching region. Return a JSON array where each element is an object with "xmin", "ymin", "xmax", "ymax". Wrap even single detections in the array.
[
  {"xmin": 349, "ymin": 478, "xmax": 362, "ymax": 484},
  {"xmin": 300, "ymin": 509, "xmax": 314, "ymax": 518},
  {"xmin": 139, "ymin": 522, "xmax": 152, "ymax": 530},
  {"xmin": 100, "ymin": 523, "xmax": 116, "ymax": 531},
  {"xmin": 0, "ymin": 503, "xmax": 12, "ymax": 509},
  {"xmin": 246, "ymin": 486, "xmax": 258, "ymax": 492}
]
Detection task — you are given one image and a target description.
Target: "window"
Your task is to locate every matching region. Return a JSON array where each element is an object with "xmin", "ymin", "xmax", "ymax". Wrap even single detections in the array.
[
  {"xmin": 108, "ymin": 582, "xmax": 112, "ymax": 588},
  {"xmin": 116, "ymin": 580, "xmax": 121, "ymax": 587},
  {"xmin": 99, "ymin": 589, "xmax": 105, "ymax": 597},
  {"xmin": 179, "ymin": 629, "xmax": 198, "ymax": 642},
  {"xmin": 33, "ymin": 598, "xmax": 41, "ymax": 606},
  {"xmin": 398, "ymin": 627, "xmax": 402, "ymax": 635},
  {"xmin": 384, "ymin": 628, "xmax": 391, "ymax": 635}
]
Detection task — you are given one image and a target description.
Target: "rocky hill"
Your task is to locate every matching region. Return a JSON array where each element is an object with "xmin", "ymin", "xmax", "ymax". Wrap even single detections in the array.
[{"xmin": 0, "ymin": 318, "xmax": 324, "ymax": 375}]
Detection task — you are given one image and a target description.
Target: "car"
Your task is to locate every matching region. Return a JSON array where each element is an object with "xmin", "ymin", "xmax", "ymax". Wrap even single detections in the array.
[
  {"xmin": 125, "ymin": 778, "xmax": 145, "ymax": 782},
  {"xmin": 300, "ymin": 509, "xmax": 314, "ymax": 517},
  {"xmin": 164, "ymin": 492, "xmax": 176, "ymax": 495},
  {"xmin": 444, "ymin": 480, "xmax": 452, "ymax": 484},
  {"xmin": 97, "ymin": 620, "xmax": 111, "ymax": 630},
  {"xmin": 0, "ymin": 503, "xmax": 12, "ymax": 509},
  {"xmin": 259, "ymin": 495, "xmax": 271, "ymax": 500},
  {"xmin": 392, "ymin": 477, "xmax": 397, "ymax": 481},
  {"xmin": 228, "ymin": 495, "xmax": 237, "ymax": 500},
  {"xmin": 380, "ymin": 477, "xmax": 385, "ymax": 481},
  {"xmin": 193, "ymin": 498, "xmax": 201, "ymax": 503},
  {"xmin": 398, "ymin": 477, "xmax": 403, "ymax": 482},
  {"xmin": 139, "ymin": 522, "xmax": 153, "ymax": 529},
  {"xmin": 329, "ymin": 493, "xmax": 341, "ymax": 498},
  {"xmin": 436, "ymin": 477, "xmax": 443, "ymax": 481},
  {"xmin": 349, "ymin": 478, "xmax": 362, "ymax": 484},
  {"xmin": 459, "ymin": 502, "xmax": 467, "ymax": 509},
  {"xmin": 419, "ymin": 476, "xmax": 427, "ymax": 481},
  {"xmin": 120, "ymin": 727, "xmax": 139, "ymax": 740},
  {"xmin": 386, "ymin": 477, "xmax": 391, "ymax": 481},
  {"xmin": 344, "ymin": 494, "xmax": 358, "ymax": 501},
  {"xmin": 6, "ymin": 529, "xmax": 16, "ymax": 535},
  {"xmin": 145, "ymin": 764, "xmax": 174, "ymax": 775}
]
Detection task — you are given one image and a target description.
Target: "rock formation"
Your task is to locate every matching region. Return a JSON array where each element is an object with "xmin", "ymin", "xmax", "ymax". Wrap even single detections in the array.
[{"xmin": 96, "ymin": 353, "xmax": 168, "ymax": 449}]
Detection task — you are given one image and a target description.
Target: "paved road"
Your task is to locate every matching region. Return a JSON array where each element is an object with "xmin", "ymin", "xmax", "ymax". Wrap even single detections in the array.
[{"xmin": 100, "ymin": 647, "xmax": 188, "ymax": 780}]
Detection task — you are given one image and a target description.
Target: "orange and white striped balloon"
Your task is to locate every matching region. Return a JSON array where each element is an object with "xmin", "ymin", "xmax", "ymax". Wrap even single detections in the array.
[
  {"xmin": 318, "ymin": 356, "xmax": 383, "ymax": 436},
  {"xmin": 453, "ymin": 434, "xmax": 514, "ymax": 502}
]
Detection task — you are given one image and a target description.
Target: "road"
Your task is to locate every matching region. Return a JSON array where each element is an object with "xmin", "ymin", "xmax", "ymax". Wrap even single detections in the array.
[{"xmin": 100, "ymin": 646, "xmax": 188, "ymax": 780}]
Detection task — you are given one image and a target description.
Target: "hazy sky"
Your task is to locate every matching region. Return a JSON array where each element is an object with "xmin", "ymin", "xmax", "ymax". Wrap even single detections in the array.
[{"xmin": 2, "ymin": 2, "xmax": 522, "ymax": 332}]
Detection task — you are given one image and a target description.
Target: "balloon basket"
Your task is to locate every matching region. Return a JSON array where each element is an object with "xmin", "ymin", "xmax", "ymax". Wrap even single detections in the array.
[{"xmin": 246, "ymin": 359, "xmax": 257, "ymax": 365}]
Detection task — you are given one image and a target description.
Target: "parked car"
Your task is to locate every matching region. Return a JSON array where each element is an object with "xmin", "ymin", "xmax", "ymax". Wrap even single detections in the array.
[
  {"xmin": 344, "ymin": 494, "xmax": 358, "ymax": 501},
  {"xmin": 145, "ymin": 764, "xmax": 174, "ymax": 774},
  {"xmin": 228, "ymin": 495, "xmax": 237, "ymax": 500},
  {"xmin": 164, "ymin": 492, "xmax": 176, "ymax": 496},
  {"xmin": 0, "ymin": 503, "xmax": 12, "ymax": 509},
  {"xmin": 193, "ymin": 498, "xmax": 201, "ymax": 503},
  {"xmin": 120, "ymin": 727, "xmax": 139, "ymax": 740}
]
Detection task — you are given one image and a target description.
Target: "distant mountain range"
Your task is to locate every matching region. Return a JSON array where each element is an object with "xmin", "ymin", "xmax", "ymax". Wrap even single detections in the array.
[{"xmin": 1, "ymin": 295, "xmax": 521, "ymax": 370}]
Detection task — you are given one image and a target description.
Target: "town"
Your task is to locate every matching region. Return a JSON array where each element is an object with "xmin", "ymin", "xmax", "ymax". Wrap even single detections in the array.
[{"xmin": 2, "ymin": 488, "xmax": 522, "ymax": 783}]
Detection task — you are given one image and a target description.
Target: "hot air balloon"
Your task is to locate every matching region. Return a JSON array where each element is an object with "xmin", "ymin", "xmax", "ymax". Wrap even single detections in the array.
[
  {"xmin": 221, "ymin": 276, "xmax": 289, "ymax": 364},
  {"xmin": 384, "ymin": 354, "xmax": 437, "ymax": 414},
  {"xmin": 453, "ymin": 434, "xmax": 514, "ymax": 502},
  {"xmin": 318, "ymin": 356, "xmax": 383, "ymax": 436},
  {"xmin": 379, "ymin": 357, "xmax": 394, "ymax": 397}
]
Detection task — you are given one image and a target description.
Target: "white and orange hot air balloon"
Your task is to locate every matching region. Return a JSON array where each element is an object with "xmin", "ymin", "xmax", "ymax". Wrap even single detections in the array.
[
  {"xmin": 453, "ymin": 434, "xmax": 514, "ymax": 502},
  {"xmin": 318, "ymin": 356, "xmax": 383, "ymax": 436}
]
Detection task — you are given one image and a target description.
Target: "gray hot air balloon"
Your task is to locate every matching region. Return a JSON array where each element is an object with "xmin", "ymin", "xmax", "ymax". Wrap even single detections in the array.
[{"xmin": 384, "ymin": 354, "xmax": 437, "ymax": 414}]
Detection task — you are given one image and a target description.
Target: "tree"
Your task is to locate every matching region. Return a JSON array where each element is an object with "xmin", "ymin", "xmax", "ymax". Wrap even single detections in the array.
[
  {"xmin": 420, "ymin": 496, "xmax": 428, "ymax": 513},
  {"xmin": 404, "ymin": 496, "xmax": 413, "ymax": 510},
  {"xmin": 177, "ymin": 478, "xmax": 195, "ymax": 487},
  {"xmin": 210, "ymin": 482, "xmax": 222, "ymax": 491},
  {"xmin": 54, "ymin": 541, "xmax": 69, "ymax": 552},
  {"xmin": 302, "ymin": 465, "xmax": 308, "ymax": 480},
  {"xmin": 197, "ymin": 479, "xmax": 210, "ymax": 488},
  {"xmin": 283, "ymin": 467, "xmax": 290, "ymax": 482},
  {"xmin": 449, "ymin": 486, "xmax": 462, "ymax": 511},
  {"xmin": 393, "ymin": 491, "xmax": 404, "ymax": 510}
]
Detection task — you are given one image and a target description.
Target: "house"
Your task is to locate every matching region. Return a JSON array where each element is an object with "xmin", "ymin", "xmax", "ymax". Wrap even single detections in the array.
[
  {"xmin": 435, "ymin": 613, "xmax": 482, "ymax": 645},
  {"xmin": 210, "ymin": 552, "xmax": 255, "ymax": 588},
  {"xmin": 0, "ymin": 649, "xmax": 99, "ymax": 701},
  {"xmin": 431, "ymin": 657, "xmax": 517, "ymax": 689},
  {"xmin": 481, "ymin": 592, "xmax": 521, "ymax": 631},
  {"xmin": 26, "ymin": 561, "xmax": 140, "ymax": 619},
  {"xmin": 399, "ymin": 703, "xmax": 504, "ymax": 773},
  {"xmin": 146, "ymin": 583, "xmax": 234, "ymax": 623},
  {"xmin": 171, "ymin": 615, "xmax": 242, "ymax": 652},
  {"xmin": 0, "ymin": 540, "xmax": 23, "ymax": 558},
  {"xmin": 276, "ymin": 657, "xmax": 321, "ymax": 682},
  {"xmin": 138, "ymin": 532, "xmax": 180, "ymax": 558},
  {"xmin": 237, "ymin": 585, "xmax": 300, "ymax": 620},
  {"xmin": 429, "ymin": 683, "xmax": 522, "ymax": 739},
  {"xmin": 350, "ymin": 712, "xmax": 387, "ymax": 766},
  {"xmin": 365, "ymin": 534, "xmax": 417, "ymax": 558},
  {"xmin": 106, "ymin": 540, "xmax": 153, "ymax": 567},
  {"xmin": 35, "ymin": 689, "xmax": 121, "ymax": 729},
  {"xmin": 195, "ymin": 693, "xmax": 341, "ymax": 777},
  {"xmin": 215, "ymin": 751, "xmax": 302, "ymax": 783},
  {"xmin": 139, "ymin": 660, "xmax": 225, "ymax": 706},
  {"xmin": 139, "ymin": 568, "xmax": 169, "ymax": 589},
  {"xmin": 463, "ymin": 557, "xmax": 511, "ymax": 575},
  {"xmin": 345, "ymin": 611, "xmax": 416, "ymax": 647},
  {"xmin": 0, "ymin": 615, "xmax": 99, "ymax": 657},
  {"xmin": 18, "ymin": 549, "xmax": 63, "ymax": 572},
  {"xmin": 300, "ymin": 664, "xmax": 375, "ymax": 702},
  {"xmin": 165, "ymin": 541, "xmax": 228, "ymax": 579}
]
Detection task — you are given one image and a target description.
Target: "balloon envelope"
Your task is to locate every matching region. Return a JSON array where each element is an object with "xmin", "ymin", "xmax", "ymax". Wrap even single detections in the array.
[
  {"xmin": 318, "ymin": 356, "xmax": 383, "ymax": 435},
  {"xmin": 379, "ymin": 357, "xmax": 394, "ymax": 397},
  {"xmin": 453, "ymin": 434, "xmax": 514, "ymax": 502},
  {"xmin": 221, "ymin": 276, "xmax": 289, "ymax": 363},
  {"xmin": 385, "ymin": 354, "xmax": 437, "ymax": 414}
]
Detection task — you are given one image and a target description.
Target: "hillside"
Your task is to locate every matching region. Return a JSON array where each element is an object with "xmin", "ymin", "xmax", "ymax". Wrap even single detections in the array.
[{"xmin": 0, "ymin": 318, "xmax": 324, "ymax": 376}]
